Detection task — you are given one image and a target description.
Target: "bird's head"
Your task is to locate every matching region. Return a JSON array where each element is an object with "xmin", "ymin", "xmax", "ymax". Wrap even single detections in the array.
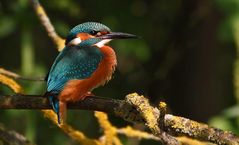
[{"xmin": 65, "ymin": 22, "xmax": 137, "ymax": 47}]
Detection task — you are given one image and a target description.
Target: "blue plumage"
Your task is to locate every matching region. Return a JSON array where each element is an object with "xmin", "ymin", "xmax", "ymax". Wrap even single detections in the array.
[
  {"xmin": 47, "ymin": 45, "xmax": 103, "ymax": 93},
  {"xmin": 46, "ymin": 44, "xmax": 103, "ymax": 123},
  {"xmin": 46, "ymin": 22, "xmax": 109, "ymax": 124},
  {"xmin": 46, "ymin": 22, "xmax": 137, "ymax": 124}
]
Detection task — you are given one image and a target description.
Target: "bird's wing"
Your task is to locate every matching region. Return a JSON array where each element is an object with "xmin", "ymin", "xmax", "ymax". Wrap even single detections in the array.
[{"xmin": 46, "ymin": 45, "xmax": 103, "ymax": 92}]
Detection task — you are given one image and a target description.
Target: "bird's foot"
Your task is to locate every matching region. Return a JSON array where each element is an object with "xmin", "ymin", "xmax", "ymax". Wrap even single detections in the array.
[{"xmin": 81, "ymin": 92, "xmax": 95, "ymax": 100}]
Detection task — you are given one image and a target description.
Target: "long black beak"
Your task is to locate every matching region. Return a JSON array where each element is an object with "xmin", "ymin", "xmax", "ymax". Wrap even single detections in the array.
[{"xmin": 99, "ymin": 32, "xmax": 138, "ymax": 39}]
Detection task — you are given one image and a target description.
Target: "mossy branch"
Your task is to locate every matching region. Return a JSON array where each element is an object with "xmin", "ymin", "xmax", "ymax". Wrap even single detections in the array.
[{"xmin": 0, "ymin": 93, "xmax": 238, "ymax": 145}]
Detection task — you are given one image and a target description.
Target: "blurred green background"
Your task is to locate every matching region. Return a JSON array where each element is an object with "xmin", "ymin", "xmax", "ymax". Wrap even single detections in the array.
[{"xmin": 0, "ymin": 0, "xmax": 239, "ymax": 144}]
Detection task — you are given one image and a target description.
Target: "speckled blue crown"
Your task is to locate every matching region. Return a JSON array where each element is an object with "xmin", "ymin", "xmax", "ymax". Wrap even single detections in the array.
[{"xmin": 65, "ymin": 22, "xmax": 111, "ymax": 45}]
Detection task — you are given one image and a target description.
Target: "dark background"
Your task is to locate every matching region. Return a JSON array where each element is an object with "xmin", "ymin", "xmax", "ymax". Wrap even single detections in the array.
[{"xmin": 0, "ymin": 0, "xmax": 238, "ymax": 144}]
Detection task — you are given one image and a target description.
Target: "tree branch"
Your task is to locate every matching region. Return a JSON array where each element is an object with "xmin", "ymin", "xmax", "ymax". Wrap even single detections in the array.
[
  {"xmin": 30, "ymin": 0, "xmax": 65, "ymax": 51},
  {"xmin": 0, "ymin": 68, "xmax": 44, "ymax": 81},
  {"xmin": 0, "ymin": 93, "xmax": 238, "ymax": 145},
  {"xmin": 0, "ymin": 123, "xmax": 34, "ymax": 145}
]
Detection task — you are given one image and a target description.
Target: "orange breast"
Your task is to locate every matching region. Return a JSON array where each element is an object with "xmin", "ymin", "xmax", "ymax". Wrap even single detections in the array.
[{"xmin": 59, "ymin": 46, "xmax": 117, "ymax": 102}]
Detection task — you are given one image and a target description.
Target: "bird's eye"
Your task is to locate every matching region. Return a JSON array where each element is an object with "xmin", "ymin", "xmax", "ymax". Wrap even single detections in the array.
[{"xmin": 90, "ymin": 30, "xmax": 98, "ymax": 36}]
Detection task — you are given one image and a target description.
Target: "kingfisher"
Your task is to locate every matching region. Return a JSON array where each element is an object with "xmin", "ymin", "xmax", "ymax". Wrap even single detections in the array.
[{"xmin": 45, "ymin": 22, "xmax": 137, "ymax": 124}]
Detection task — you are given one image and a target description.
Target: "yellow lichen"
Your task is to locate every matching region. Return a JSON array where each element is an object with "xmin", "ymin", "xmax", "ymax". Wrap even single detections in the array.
[
  {"xmin": 126, "ymin": 93, "xmax": 160, "ymax": 134},
  {"xmin": 170, "ymin": 116, "xmax": 187, "ymax": 130},
  {"xmin": 177, "ymin": 136, "xmax": 213, "ymax": 145},
  {"xmin": 42, "ymin": 110, "xmax": 102, "ymax": 145},
  {"xmin": 0, "ymin": 68, "xmax": 18, "ymax": 78},
  {"xmin": 55, "ymin": 38, "xmax": 65, "ymax": 51},
  {"xmin": 117, "ymin": 126, "xmax": 159, "ymax": 140},
  {"xmin": 166, "ymin": 114, "xmax": 209, "ymax": 138},
  {"xmin": 36, "ymin": 4, "xmax": 45, "ymax": 15},
  {"xmin": 94, "ymin": 111, "xmax": 119, "ymax": 145},
  {"xmin": 159, "ymin": 102, "xmax": 167, "ymax": 111},
  {"xmin": 35, "ymin": 3, "xmax": 65, "ymax": 51},
  {"xmin": 112, "ymin": 137, "xmax": 123, "ymax": 145},
  {"xmin": 0, "ymin": 74, "xmax": 23, "ymax": 93},
  {"xmin": 94, "ymin": 111, "xmax": 161, "ymax": 144}
]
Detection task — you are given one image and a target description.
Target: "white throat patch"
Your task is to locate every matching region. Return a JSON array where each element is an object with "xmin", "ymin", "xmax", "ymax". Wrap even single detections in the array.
[
  {"xmin": 94, "ymin": 39, "xmax": 112, "ymax": 48},
  {"xmin": 68, "ymin": 37, "xmax": 82, "ymax": 46}
]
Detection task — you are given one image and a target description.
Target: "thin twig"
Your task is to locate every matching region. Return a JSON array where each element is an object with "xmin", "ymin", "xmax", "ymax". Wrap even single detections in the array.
[
  {"xmin": 42, "ymin": 110, "xmax": 102, "ymax": 145},
  {"xmin": 0, "ymin": 74, "xmax": 23, "ymax": 93},
  {"xmin": 0, "ymin": 93, "xmax": 238, "ymax": 145},
  {"xmin": 30, "ymin": 0, "xmax": 65, "ymax": 51},
  {"xmin": 94, "ymin": 112, "xmax": 122, "ymax": 145},
  {"xmin": 116, "ymin": 126, "xmax": 160, "ymax": 141},
  {"xmin": 0, "ymin": 68, "xmax": 44, "ymax": 81},
  {"xmin": 0, "ymin": 123, "xmax": 34, "ymax": 145}
]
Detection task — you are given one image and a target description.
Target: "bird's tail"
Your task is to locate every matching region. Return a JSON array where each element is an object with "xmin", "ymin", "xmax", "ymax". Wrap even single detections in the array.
[{"xmin": 48, "ymin": 95, "xmax": 67, "ymax": 124}]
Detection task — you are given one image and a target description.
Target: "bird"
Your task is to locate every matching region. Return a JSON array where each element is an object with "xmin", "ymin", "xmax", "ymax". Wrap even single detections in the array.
[{"xmin": 45, "ymin": 22, "xmax": 137, "ymax": 124}]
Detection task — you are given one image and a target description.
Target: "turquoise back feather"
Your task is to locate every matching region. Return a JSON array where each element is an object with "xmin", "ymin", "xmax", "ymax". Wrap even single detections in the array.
[{"xmin": 47, "ymin": 44, "xmax": 103, "ymax": 93}]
